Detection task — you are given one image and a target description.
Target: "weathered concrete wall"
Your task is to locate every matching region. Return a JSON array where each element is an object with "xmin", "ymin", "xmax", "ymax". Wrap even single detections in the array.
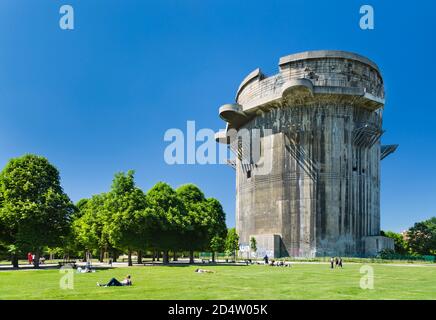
[
  {"xmin": 219, "ymin": 50, "xmax": 392, "ymax": 258},
  {"xmin": 363, "ymin": 236, "xmax": 394, "ymax": 256},
  {"xmin": 236, "ymin": 104, "xmax": 382, "ymax": 257},
  {"xmin": 239, "ymin": 234, "xmax": 281, "ymax": 259}
]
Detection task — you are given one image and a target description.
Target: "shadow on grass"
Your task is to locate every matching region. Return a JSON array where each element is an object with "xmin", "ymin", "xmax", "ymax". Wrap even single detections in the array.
[
  {"xmin": 0, "ymin": 265, "xmax": 117, "ymax": 272},
  {"xmin": 0, "ymin": 262, "xmax": 251, "ymax": 271},
  {"xmin": 141, "ymin": 262, "xmax": 249, "ymax": 268}
]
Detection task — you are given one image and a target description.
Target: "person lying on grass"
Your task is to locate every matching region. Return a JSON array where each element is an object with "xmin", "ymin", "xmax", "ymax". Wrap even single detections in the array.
[{"xmin": 97, "ymin": 275, "xmax": 132, "ymax": 287}]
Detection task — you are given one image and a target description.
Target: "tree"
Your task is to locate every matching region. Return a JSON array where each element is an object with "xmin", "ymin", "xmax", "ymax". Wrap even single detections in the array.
[
  {"xmin": 104, "ymin": 171, "xmax": 147, "ymax": 266},
  {"xmin": 210, "ymin": 236, "xmax": 225, "ymax": 263},
  {"xmin": 250, "ymin": 236, "xmax": 257, "ymax": 258},
  {"xmin": 75, "ymin": 198, "xmax": 89, "ymax": 217},
  {"xmin": 204, "ymin": 198, "xmax": 227, "ymax": 262},
  {"xmin": 0, "ymin": 154, "xmax": 74, "ymax": 268},
  {"xmin": 382, "ymin": 231, "xmax": 408, "ymax": 255},
  {"xmin": 146, "ymin": 182, "xmax": 186, "ymax": 264},
  {"xmin": 176, "ymin": 184, "xmax": 209, "ymax": 264},
  {"xmin": 407, "ymin": 218, "xmax": 436, "ymax": 255},
  {"xmin": 225, "ymin": 228, "xmax": 239, "ymax": 261},
  {"xmin": 72, "ymin": 194, "xmax": 109, "ymax": 262}
]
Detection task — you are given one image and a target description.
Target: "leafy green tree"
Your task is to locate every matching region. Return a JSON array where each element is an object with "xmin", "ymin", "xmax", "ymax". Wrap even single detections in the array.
[
  {"xmin": 225, "ymin": 228, "xmax": 239, "ymax": 261},
  {"xmin": 0, "ymin": 155, "xmax": 74, "ymax": 268},
  {"xmin": 210, "ymin": 235, "xmax": 225, "ymax": 263},
  {"xmin": 74, "ymin": 198, "xmax": 89, "ymax": 217},
  {"xmin": 250, "ymin": 236, "xmax": 257, "ymax": 257},
  {"xmin": 104, "ymin": 171, "xmax": 148, "ymax": 266},
  {"xmin": 204, "ymin": 198, "xmax": 227, "ymax": 262},
  {"xmin": 146, "ymin": 182, "xmax": 186, "ymax": 264},
  {"xmin": 72, "ymin": 194, "xmax": 110, "ymax": 262},
  {"xmin": 407, "ymin": 218, "xmax": 436, "ymax": 255},
  {"xmin": 382, "ymin": 230, "xmax": 408, "ymax": 255},
  {"xmin": 0, "ymin": 190, "xmax": 4, "ymax": 240},
  {"xmin": 176, "ymin": 184, "xmax": 210, "ymax": 264}
]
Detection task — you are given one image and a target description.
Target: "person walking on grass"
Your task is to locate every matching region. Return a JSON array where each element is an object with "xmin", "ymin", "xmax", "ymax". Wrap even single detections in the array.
[
  {"xmin": 263, "ymin": 255, "xmax": 269, "ymax": 265},
  {"xmin": 338, "ymin": 257, "xmax": 343, "ymax": 268},
  {"xmin": 330, "ymin": 257, "xmax": 334, "ymax": 269}
]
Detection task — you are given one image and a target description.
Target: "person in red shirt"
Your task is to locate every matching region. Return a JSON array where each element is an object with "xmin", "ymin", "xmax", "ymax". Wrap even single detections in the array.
[{"xmin": 27, "ymin": 252, "xmax": 33, "ymax": 265}]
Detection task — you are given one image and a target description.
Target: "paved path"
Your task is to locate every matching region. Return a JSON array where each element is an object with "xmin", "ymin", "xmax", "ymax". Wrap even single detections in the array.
[{"xmin": 1, "ymin": 260, "xmax": 434, "ymax": 271}]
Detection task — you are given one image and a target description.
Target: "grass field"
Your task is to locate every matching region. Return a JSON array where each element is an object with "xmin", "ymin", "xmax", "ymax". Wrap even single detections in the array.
[{"xmin": 0, "ymin": 263, "xmax": 435, "ymax": 300}]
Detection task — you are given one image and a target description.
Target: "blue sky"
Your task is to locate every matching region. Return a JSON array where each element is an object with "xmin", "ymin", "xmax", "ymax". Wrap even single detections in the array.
[{"xmin": 0, "ymin": 0, "xmax": 435, "ymax": 232}]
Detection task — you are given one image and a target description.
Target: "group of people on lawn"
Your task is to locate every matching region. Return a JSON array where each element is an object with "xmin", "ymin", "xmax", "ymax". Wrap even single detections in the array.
[
  {"xmin": 261, "ymin": 254, "xmax": 344, "ymax": 269},
  {"xmin": 262, "ymin": 255, "xmax": 291, "ymax": 267},
  {"xmin": 27, "ymin": 252, "xmax": 45, "ymax": 265},
  {"xmin": 330, "ymin": 257, "xmax": 343, "ymax": 268},
  {"xmin": 96, "ymin": 256, "xmax": 343, "ymax": 288}
]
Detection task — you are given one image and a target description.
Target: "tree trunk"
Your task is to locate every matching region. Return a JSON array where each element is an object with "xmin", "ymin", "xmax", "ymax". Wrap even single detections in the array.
[
  {"xmin": 34, "ymin": 251, "xmax": 40, "ymax": 269},
  {"xmin": 137, "ymin": 250, "xmax": 143, "ymax": 264},
  {"xmin": 127, "ymin": 250, "xmax": 133, "ymax": 266},
  {"xmin": 152, "ymin": 250, "xmax": 155, "ymax": 262},
  {"xmin": 212, "ymin": 252, "xmax": 216, "ymax": 263},
  {"xmin": 99, "ymin": 248, "xmax": 104, "ymax": 263},
  {"xmin": 112, "ymin": 250, "xmax": 117, "ymax": 262},
  {"xmin": 163, "ymin": 250, "xmax": 169, "ymax": 265},
  {"xmin": 189, "ymin": 250, "xmax": 194, "ymax": 264},
  {"xmin": 173, "ymin": 251, "xmax": 178, "ymax": 261},
  {"xmin": 157, "ymin": 251, "xmax": 160, "ymax": 261},
  {"xmin": 11, "ymin": 254, "xmax": 19, "ymax": 268}
]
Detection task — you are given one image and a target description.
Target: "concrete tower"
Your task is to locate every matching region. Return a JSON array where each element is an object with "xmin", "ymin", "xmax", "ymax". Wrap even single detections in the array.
[{"xmin": 216, "ymin": 50, "xmax": 397, "ymax": 258}]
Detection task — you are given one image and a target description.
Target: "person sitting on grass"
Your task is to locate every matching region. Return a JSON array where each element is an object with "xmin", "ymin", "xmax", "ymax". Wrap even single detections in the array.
[
  {"xmin": 195, "ymin": 268, "xmax": 215, "ymax": 273},
  {"xmin": 97, "ymin": 275, "xmax": 132, "ymax": 287}
]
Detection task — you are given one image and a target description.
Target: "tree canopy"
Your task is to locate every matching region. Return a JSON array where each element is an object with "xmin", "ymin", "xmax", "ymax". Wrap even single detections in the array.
[
  {"xmin": 0, "ymin": 155, "xmax": 74, "ymax": 267},
  {"xmin": 72, "ymin": 193, "xmax": 109, "ymax": 255},
  {"xmin": 104, "ymin": 171, "xmax": 148, "ymax": 265},
  {"xmin": 225, "ymin": 228, "xmax": 239, "ymax": 258},
  {"xmin": 70, "ymin": 178, "xmax": 229, "ymax": 266},
  {"xmin": 382, "ymin": 231, "xmax": 408, "ymax": 255},
  {"xmin": 406, "ymin": 218, "xmax": 436, "ymax": 255}
]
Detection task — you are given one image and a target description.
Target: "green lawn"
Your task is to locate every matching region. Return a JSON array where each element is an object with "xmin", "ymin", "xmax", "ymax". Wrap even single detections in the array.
[{"xmin": 0, "ymin": 263, "xmax": 435, "ymax": 300}]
